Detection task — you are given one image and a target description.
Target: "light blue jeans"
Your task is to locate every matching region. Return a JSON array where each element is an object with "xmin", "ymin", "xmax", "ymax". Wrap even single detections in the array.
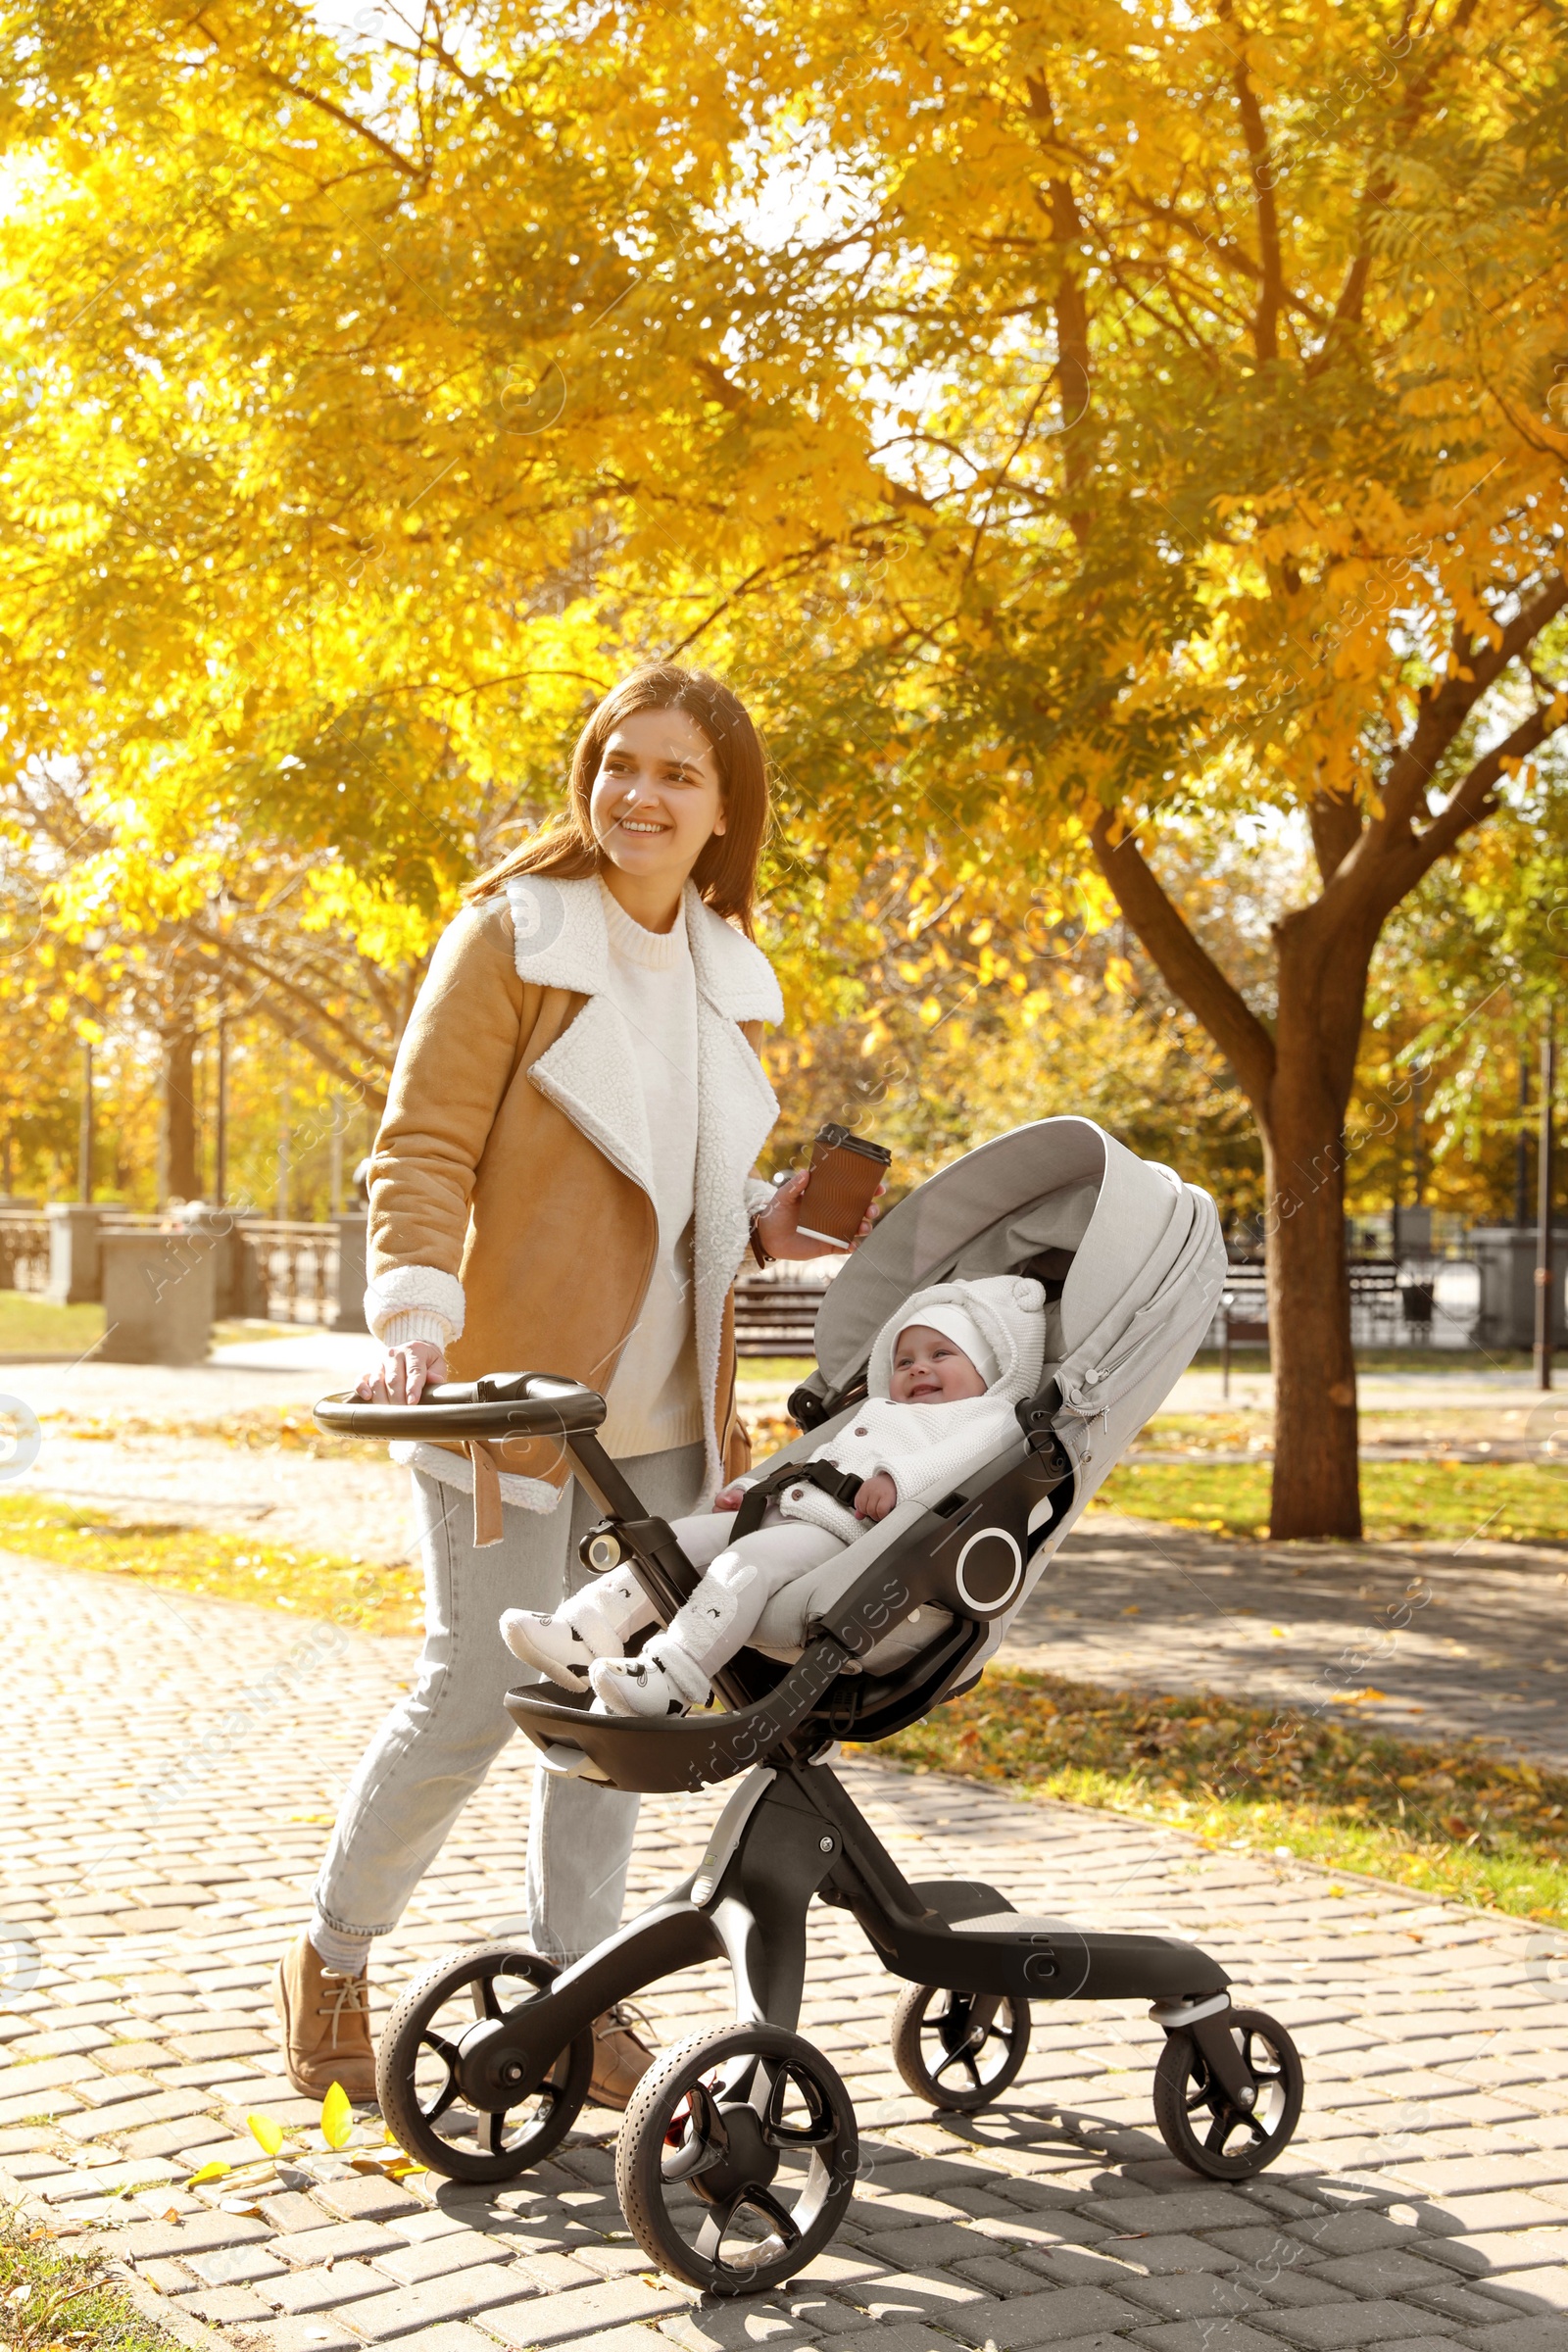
[{"xmin": 313, "ymin": 1444, "xmax": 706, "ymax": 1963}]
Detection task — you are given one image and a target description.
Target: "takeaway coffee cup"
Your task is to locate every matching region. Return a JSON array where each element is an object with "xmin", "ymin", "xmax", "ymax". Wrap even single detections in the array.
[{"xmin": 796, "ymin": 1124, "xmax": 892, "ymax": 1249}]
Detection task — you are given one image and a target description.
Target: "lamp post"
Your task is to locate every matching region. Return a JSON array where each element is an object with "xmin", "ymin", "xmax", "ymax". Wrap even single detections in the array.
[
  {"xmin": 1535, "ymin": 1018, "xmax": 1557, "ymax": 1391},
  {"xmin": 214, "ymin": 1000, "xmax": 228, "ymax": 1207},
  {"xmin": 77, "ymin": 1039, "xmax": 93, "ymax": 1203}
]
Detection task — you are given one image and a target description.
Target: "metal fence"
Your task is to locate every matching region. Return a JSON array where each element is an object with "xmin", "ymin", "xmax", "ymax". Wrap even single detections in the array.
[
  {"xmin": 1207, "ymin": 1253, "xmax": 1483, "ymax": 1354},
  {"xmin": 0, "ymin": 1204, "xmax": 1494, "ymax": 1353},
  {"xmin": 0, "ymin": 1213, "xmax": 49, "ymax": 1295},
  {"xmin": 236, "ymin": 1221, "xmax": 342, "ymax": 1325},
  {"xmin": 0, "ymin": 1207, "xmax": 350, "ymax": 1327},
  {"xmin": 737, "ymin": 1255, "xmax": 1485, "ymax": 1366}
]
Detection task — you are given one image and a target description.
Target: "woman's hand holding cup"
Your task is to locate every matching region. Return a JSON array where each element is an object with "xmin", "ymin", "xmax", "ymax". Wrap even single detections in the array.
[
  {"xmin": 755, "ymin": 1167, "xmax": 883, "ymax": 1261},
  {"xmin": 355, "ymin": 1340, "xmax": 448, "ymax": 1405}
]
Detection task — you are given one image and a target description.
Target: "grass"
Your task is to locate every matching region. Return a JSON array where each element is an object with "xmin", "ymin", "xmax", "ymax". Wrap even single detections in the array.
[
  {"xmin": 60, "ymin": 1404, "xmax": 384, "ymax": 1457},
  {"xmin": 1096, "ymin": 1456, "xmax": 1568, "ymax": 1544},
  {"xmin": 0, "ymin": 2202, "xmax": 178, "ymax": 2350},
  {"xmin": 1187, "ymin": 1346, "xmax": 1539, "ymax": 1374},
  {"xmin": 867, "ymin": 1667, "xmax": 1568, "ymax": 1924},
  {"xmin": 0, "ymin": 1492, "xmax": 423, "ymax": 1636},
  {"xmin": 210, "ymin": 1316, "xmax": 320, "ymax": 1348},
  {"xmin": 0, "ymin": 1295, "xmax": 105, "ymax": 1356},
  {"xmin": 0, "ymin": 1294, "xmax": 331, "ymax": 1359}
]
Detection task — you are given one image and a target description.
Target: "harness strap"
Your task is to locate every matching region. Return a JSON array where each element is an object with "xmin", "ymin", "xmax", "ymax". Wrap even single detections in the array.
[{"xmin": 729, "ymin": 1458, "xmax": 863, "ymax": 1542}]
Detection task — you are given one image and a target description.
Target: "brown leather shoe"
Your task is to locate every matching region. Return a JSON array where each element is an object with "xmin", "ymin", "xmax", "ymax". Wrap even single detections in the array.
[
  {"xmin": 272, "ymin": 1933, "xmax": 377, "ymax": 2102},
  {"xmin": 587, "ymin": 2002, "xmax": 657, "ymax": 2111}
]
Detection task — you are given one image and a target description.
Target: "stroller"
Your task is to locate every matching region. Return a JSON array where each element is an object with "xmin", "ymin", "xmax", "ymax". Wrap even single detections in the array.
[{"xmin": 317, "ymin": 1116, "xmax": 1305, "ymax": 2295}]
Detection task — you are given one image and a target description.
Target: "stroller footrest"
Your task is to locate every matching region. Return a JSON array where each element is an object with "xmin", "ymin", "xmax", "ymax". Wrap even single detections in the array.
[{"xmin": 505, "ymin": 1636, "xmax": 855, "ymax": 1793}]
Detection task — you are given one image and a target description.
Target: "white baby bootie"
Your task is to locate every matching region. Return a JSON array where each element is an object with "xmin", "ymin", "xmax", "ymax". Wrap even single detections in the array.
[
  {"xmin": 589, "ymin": 1636, "xmax": 711, "ymax": 1719},
  {"xmin": 500, "ymin": 1610, "xmax": 597, "ymax": 1692},
  {"xmin": 500, "ymin": 1568, "xmax": 654, "ymax": 1693}
]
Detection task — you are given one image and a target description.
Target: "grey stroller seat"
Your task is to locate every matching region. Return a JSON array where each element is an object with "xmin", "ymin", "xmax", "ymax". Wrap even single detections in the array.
[{"xmin": 744, "ymin": 1114, "xmax": 1224, "ymax": 1670}]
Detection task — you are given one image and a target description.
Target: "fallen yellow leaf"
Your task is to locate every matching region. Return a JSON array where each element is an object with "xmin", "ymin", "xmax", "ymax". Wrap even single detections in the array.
[
  {"xmin": 247, "ymin": 2113, "xmax": 285, "ymax": 2156},
  {"xmin": 184, "ymin": 2161, "xmax": 229, "ymax": 2187},
  {"xmin": 320, "ymin": 2082, "xmax": 354, "ymax": 2150}
]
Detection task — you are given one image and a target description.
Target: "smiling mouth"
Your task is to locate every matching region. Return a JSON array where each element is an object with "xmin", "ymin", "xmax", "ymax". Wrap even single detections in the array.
[{"xmin": 616, "ymin": 815, "xmax": 669, "ymax": 835}]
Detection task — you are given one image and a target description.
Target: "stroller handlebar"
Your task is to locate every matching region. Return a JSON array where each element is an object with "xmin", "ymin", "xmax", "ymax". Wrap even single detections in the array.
[{"xmin": 313, "ymin": 1372, "xmax": 608, "ymax": 1443}]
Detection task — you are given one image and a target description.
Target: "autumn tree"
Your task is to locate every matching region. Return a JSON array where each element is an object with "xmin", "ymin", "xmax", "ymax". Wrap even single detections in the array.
[{"xmin": 718, "ymin": 0, "xmax": 1568, "ymax": 1537}]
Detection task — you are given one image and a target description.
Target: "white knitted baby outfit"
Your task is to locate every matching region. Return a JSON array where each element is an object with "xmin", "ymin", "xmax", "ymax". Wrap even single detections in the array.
[
  {"xmin": 770, "ymin": 1272, "xmax": 1048, "ymax": 1540},
  {"xmin": 501, "ymin": 1273, "xmax": 1050, "ymax": 1720}
]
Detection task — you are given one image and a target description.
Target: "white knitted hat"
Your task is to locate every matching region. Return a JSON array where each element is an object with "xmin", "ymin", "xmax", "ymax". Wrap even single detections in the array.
[
  {"xmin": 867, "ymin": 1274, "xmax": 1048, "ymax": 1405},
  {"xmin": 891, "ymin": 1303, "xmax": 999, "ymax": 1387}
]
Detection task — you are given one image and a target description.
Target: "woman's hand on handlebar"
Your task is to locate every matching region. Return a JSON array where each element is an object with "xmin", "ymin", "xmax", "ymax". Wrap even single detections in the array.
[
  {"xmin": 354, "ymin": 1340, "xmax": 449, "ymax": 1405},
  {"xmin": 755, "ymin": 1168, "xmax": 884, "ymax": 1262}
]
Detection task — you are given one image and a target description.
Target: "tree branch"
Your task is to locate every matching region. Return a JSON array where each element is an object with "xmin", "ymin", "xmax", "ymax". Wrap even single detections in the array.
[
  {"xmin": 1314, "ymin": 0, "xmax": 1482, "ymax": 366},
  {"xmin": 242, "ymin": 985, "xmax": 390, "ymax": 1109},
  {"xmin": 1380, "ymin": 703, "xmax": 1566, "ymax": 908},
  {"xmin": 1306, "ymin": 785, "xmax": 1364, "ymax": 883},
  {"xmin": 191, "ymin": 925, "xmax": 393, "ymax": 1076},
  {"xmin": 1090, "ymin": 811, "xmax": 1276, "ymax": 1110},
  {"xmin": 251, "ymin": 66, "xmax": 425, "ymax": 181},
  {"xmin": 693, "ymin": 357, "xmax": 934, "ymax": 514},
  {"xmin": 1217, "ymin": 9, "xmax": 1282, "ymax": 366},
  {"xmin": 1025, "ymin": 74, "xmax": 1092, "ymax": 538},
  {"xmin": 1376, "ymin": 572, "xmax": 1568, "ymax": 835}
]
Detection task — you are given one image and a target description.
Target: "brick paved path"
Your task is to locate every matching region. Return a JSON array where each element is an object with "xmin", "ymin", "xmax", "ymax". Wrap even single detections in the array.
[{"xmin": 1, "ymin": 1554, "xmax": 1567, "ymax": 2352}]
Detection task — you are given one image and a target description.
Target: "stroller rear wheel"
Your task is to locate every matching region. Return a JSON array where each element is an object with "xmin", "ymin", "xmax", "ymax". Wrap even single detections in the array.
[
  {"xmin": 890, "ymin": 1983, "xmax": 1031, "ymax": 2112},
  {"xmin": 617, "ymin": 2022, "xmax": 858, "ymax": 2296},
  {"xmin": 1152, "ymin": 2007, "xmax": 1303, "ymax": 2180},
  {"xmin": 378, "ymin": 1943, "xmax": 593, "ymax": 2184}
]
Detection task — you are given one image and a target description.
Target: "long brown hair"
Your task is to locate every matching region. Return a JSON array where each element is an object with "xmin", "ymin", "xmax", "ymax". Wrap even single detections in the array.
[{"xmin": 467, "ymin": 664, "xmax": 771, "ymax": 934}]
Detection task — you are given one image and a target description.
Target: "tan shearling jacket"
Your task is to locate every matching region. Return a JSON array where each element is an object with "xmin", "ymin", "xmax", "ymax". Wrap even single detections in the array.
[{"xmin": 365, "ymin": 873, "xmax": 782, "ymax": 1525}]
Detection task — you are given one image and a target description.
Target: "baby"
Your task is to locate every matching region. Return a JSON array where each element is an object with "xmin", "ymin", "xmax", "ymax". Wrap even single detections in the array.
[{"xmin": 500, "ymin": 1273, "xmax": 1047, "ymax": 1718}]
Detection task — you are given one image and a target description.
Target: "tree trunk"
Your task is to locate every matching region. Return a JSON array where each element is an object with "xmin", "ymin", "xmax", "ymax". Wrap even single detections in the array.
[
  {"xmin": 1262, "ymin": 1122, "xmax": 1361, "ymax": 1539},
  {"xmin": 1087, "ymin": 810, "xmax": 1372, "ymax": 1540},
  {"xmin": 162, "ymin": 1025, "xmax": 199, "ymax": 1204},
  {"xmin": 1263, "ymin": 915, "xmax": 1366, "ymax": 1542}
]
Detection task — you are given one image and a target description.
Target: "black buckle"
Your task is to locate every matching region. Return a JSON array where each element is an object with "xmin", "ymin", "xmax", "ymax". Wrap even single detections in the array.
[{"xmin": 730, "ymin": 1457, "xmax": 866, "ymax": 1542}]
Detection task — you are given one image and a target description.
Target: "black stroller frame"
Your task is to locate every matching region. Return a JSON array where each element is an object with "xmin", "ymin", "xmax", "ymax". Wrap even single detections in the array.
[{"xmin": 318, "ymin": 1371, "xmax": 1304, "ymax": 2296}]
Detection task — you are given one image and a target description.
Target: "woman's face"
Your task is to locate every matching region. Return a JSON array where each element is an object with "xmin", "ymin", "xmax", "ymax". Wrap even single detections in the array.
[{"xmin": 588, "ymin": 706, "xmax": 725, "ymax": 891}]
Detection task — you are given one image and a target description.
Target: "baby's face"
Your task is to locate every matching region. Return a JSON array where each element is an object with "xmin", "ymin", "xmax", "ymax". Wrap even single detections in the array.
[{"xmin": 890, "ymin": 1325, "xmax": 988, "ymax": 1403}]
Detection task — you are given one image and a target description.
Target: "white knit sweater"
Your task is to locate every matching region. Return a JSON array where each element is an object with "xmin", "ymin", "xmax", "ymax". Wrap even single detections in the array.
[
  {"xmin": 592, "ymin": 885, "xmax": 703, "ymax": 1455},
  {"xmin": 774, "ymin": 1392, "xmax": 1021, "ymax": 1537}
]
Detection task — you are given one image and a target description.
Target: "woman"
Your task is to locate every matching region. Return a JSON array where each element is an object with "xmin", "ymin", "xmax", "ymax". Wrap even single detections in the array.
[{"xmin": 273, "ymin": 664, "xmax": 871, "ymax": 2110}]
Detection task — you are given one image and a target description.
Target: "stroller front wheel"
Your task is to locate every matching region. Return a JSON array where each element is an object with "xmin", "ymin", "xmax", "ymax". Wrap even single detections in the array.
[
  {"xmin": 617, "ymin": 2022, "xmax": 858, "ymax": 2296},
  {"xmin": 1152, "ymin": 2007, "xmax": 1303, "ymax": 2180},
  {"xmin": 890, "ymin": 1983, "xmax": 1031, "ymax": 2112},
  {"xmin": 378, "ymin": 1943, "xmax": 593, "ymax": 2183}
]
